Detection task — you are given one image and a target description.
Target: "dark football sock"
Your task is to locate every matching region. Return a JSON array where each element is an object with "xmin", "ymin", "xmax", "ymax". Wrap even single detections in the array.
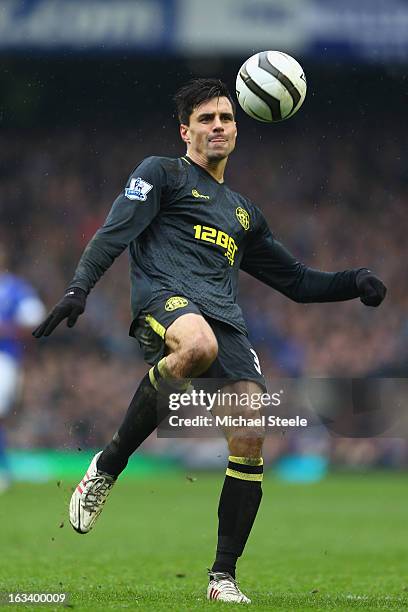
[
  {"xmin": 97, "ymin": 358, "xmax": 189, "ymax": 477},
  {"xmin": 211, "ymin": 456, "xmax": 263, "ymax": 579}
]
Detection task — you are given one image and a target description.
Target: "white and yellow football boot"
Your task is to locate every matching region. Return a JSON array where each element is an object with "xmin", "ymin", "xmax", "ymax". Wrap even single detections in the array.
[
  {"xmin": 69, "ymin": 451, "xmax": 116, "ymax": 534},
  {"xmin": 207, "ymin": 571, "xmax": 251, "ymax": 604}
]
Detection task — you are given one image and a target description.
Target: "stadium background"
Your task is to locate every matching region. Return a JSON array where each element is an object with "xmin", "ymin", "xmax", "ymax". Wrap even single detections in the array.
[{"xmin": 1, "ymin": 0, "xmax": 408, "ymax": 479}]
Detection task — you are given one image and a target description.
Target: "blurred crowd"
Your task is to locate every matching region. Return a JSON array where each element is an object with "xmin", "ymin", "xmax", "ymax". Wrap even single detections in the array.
[{"xmin": 1, "ymin": 120, "xmax": 407, "ymax": 465}]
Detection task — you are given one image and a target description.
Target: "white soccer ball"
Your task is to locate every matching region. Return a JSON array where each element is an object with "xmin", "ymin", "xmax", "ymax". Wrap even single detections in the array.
[{"xmin": 236, "ymin": 50, "xmax": 307, "ymax": 123}]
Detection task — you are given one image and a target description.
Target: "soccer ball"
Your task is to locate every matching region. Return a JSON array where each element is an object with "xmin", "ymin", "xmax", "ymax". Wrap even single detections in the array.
[{"xmin": 236, "ymin": 50, "xmax": 307, "ymax": 123}]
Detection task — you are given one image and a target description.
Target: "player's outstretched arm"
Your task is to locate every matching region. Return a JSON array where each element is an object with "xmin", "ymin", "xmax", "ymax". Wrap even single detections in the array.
[
  {"xmin": 32, "ymin": 287, "xmax": 87, "ymax": 337},
  {"xmin": 241, "ymin": 213, "xmax": 386, "ymax": 306},
  {"xmin": 33, "ymin": 156, "xmax": 168, "ymax": 338}
]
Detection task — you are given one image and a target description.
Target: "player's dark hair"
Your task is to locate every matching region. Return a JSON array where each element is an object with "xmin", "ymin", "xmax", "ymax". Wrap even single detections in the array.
[{"xmin": 174, "ymin": 78, "xmax": 236, "ymax": 125}]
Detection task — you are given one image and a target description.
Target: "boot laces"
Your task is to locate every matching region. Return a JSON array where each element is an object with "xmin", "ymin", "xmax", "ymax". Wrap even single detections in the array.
[
  {"xmin": 209, "ymin": 572, "xmax": 241, "ymax": 593},
  {"xmin": 83, "ymin": 475, "xmax": 114, "ymax": 513}
]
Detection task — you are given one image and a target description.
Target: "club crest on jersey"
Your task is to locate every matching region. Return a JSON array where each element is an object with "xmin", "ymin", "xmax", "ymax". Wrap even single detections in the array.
[
  {"xmin": 236, "ymin": 207, "xmax": 250, "ymax": 230},
  {"xmin": 165, "ymin": 296, "xmax": 189, "ymax": 311},
  {"xmin": 125, "ymin": 177, "xmax": 153, "ymax": 201}
]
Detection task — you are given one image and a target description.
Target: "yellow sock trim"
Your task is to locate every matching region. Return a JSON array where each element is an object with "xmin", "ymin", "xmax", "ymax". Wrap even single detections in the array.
[
  {"xmin": 149, "ymin": 367, "xmax": 158, "ymax": 390},
  {"xmin": 226, "ymin": 468, "xmax": 263, "ymax": 482},
  {"xmin": 150, "ymin": 358, "xmax": 191, "ymax": 392},
  {"xmin": 157, "ymin": 357, "xmax": 170, "ymax": 379},
  {"xmin": 229, "ymin": 456, "xmax": 263, "ymax": 466}
]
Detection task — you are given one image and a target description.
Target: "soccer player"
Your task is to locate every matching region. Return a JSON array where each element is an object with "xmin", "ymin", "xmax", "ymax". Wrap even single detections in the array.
[
  {"xmin": 0, "ymin": 244, "xmax": 46, "ymax": 492},
  {"xmin": 33, "ymin": 79, "xmax": 386, "ymax": 604}
]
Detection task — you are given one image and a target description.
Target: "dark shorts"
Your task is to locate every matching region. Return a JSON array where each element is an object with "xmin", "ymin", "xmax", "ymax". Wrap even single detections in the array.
[{"xmin": 130, "ymin": 292, "xmax": 266, "ymax": 390}]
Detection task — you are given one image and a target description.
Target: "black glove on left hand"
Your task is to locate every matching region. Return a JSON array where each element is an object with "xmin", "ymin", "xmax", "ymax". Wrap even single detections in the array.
[
  {"xmin": 32, "ymin": 287, "xmax": 87, "ymax": 338},
  {"xmin": 356, "ymin": 269, "xmax": 387, "ymax": 307}
]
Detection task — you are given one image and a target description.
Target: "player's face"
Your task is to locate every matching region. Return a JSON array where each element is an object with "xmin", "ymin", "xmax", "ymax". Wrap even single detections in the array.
[{"xmin": 180, "ymin": 97, "xmax": 237, "ymax": 162}]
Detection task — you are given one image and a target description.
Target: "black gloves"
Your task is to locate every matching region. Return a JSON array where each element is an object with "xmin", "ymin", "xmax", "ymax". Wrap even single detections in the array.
[
  {"xmin": 32, "ymin": 287, "xmax": 87, "ymax": 338},
  {"xmin": 356, "ymin": 269, "xmax": 386, "ymax": 307}
]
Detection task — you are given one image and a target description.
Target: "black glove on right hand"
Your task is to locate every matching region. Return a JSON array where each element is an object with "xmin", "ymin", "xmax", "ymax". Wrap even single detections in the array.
[
  {"xmin": 356, "ymin": 269, "xmax": 387, "ymax": 307},
  {"xmin": 32, "ymin": 287, "xmax": 87, "ymax": 338}
]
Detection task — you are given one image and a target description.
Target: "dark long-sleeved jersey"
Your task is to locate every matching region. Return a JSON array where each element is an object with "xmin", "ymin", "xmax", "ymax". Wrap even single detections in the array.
[{"xmin": 69, "ymin": 155, "xmax": 362, "ymax": 335}]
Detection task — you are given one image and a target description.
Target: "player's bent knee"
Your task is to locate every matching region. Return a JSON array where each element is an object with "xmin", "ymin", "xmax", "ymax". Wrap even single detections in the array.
[
  {"xmin": 183, "ymin": 333, "xmax": 218, "ymax": 370},
  {"xmin": 165, "ymin": 314, "xmax": 218, "ymax": 376}
]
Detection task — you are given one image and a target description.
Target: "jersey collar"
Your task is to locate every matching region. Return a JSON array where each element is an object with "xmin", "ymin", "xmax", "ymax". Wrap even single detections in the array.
[{"xmin": 182, "ymin": 155, "xmax": 225, "ymax": 185}]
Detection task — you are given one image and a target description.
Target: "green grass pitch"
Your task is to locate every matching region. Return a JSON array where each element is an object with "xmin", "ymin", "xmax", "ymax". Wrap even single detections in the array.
[{"xmin": 0, "ymin": 471, "xmax": 407, "ymax": 610}]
